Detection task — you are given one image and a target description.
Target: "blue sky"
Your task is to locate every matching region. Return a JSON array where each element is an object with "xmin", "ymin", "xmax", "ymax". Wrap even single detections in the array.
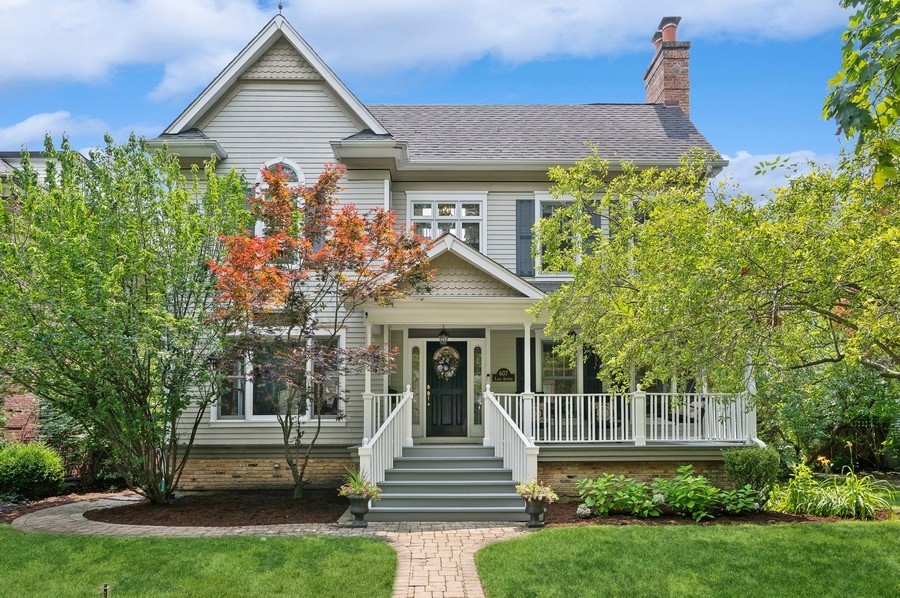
[{"xmin": 0, "ymin": 0, "xmax": 850, "ymax": 195}]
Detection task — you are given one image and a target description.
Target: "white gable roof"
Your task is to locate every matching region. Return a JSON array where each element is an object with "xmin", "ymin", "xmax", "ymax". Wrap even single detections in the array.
[
  {"xmin": 163, "ymin": 15, "xmax": 386, "ymax": 136},
  {"xmin": 427, "ymin": 235, "xmax": 544, "ymax": 300}
]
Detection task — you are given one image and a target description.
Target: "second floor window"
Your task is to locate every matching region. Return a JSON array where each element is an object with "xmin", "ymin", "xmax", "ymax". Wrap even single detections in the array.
[{"xmin": 407, "ymin": 192, "xmax": 486, "ymax": 252}]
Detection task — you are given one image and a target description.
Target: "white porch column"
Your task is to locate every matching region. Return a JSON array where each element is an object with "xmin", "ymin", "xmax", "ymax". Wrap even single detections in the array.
[
  {"xmin": 482, "ymin": 384, "xmax": 492, "ymax": 447},
  {"xmin": 744, "ymin": 363, "xmax": 759, "ymax": 442},
  {"xmin": 523, "ymin": 322, "xmax": 532, "ymax": 393},
  {"xmin": 522, "ymin": 322, "xmax": 534, "ymax": 437},
  {"xmin": 364, "ymin": 320, "xmax": 372, "ymax": 394},
  {"xmin": 633, "ymin": 387, "xmax": 647, "ymax": 446},
  {"xmin": 363, "ymin": 320, "xmax": 374, "ymax": 439}
]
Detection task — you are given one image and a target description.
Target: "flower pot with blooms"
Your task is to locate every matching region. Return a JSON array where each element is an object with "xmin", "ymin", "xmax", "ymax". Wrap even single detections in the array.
[
  {"xmin": 515, "ymin": 479, "xmax": 558, "ymax": 527},
  {"xmin": 338, "ymin": 468, "xmax": 382, "ymax": 527}
]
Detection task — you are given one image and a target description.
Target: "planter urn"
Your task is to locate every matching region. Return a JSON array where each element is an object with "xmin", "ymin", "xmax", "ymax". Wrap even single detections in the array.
[
  {"xmin": 347, "ymin": 495, "xmax": 370, "ymax": 528},
  {"xmin": 524, "ymin": 499, "xmax": 546, "ymax": 528}
]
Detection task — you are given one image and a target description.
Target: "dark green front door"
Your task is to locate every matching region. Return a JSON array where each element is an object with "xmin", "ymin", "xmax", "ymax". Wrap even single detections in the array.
[{"xmin": 426, "ymin": 341, "xmax": 467, "ymax": 436}]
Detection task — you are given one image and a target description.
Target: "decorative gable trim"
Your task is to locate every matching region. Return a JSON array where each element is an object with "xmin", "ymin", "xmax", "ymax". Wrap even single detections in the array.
[
  {"xmin": 240, "ymin": 38, "xmax": 322, "ymax": 80},
  {"xmin": 427, "ymin": 234, "xmax": 544, "ymax": 300},
  {"xmin": 163, "ymin": 15, "xmax": 386, "ymax": 136}
]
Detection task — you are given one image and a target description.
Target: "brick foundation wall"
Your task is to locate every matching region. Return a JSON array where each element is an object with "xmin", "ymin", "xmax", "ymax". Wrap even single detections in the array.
[
  {"xmin": 538, "ymin": 460, "xmax": 728, "ymax": 501},
  {"xmin": 179, "ymin": 456, "xmax": 354, "ymax": 491}
]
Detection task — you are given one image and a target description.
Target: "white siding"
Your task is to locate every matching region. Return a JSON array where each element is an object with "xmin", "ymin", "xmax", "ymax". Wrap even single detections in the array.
[
  {"xmin": 339, "ymin": 177, "xmax": 385, "ymax": 212},
  {"xmin": 201, "ymin": 81, "xmax": 362, "ymax": 181},
  {"xmin": 489, "ymin": 330, "xmax": 520, "ymax": 395},
  {"xmin": 391, "ymin": 191, "xmax": 407, "ymax": 224},
  {"xmin": 486, "ymin": 191, "xmax": 526, "ymax": 271}
]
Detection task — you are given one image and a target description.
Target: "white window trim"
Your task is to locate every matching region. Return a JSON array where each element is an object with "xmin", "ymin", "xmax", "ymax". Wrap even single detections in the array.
[
  {"xmin": 406, "ymin": 191, "xmax": 487, "ymax": 252},
  {"xmin": 212, "ymin": 328, "xmax": 346, "ymax": 426}
]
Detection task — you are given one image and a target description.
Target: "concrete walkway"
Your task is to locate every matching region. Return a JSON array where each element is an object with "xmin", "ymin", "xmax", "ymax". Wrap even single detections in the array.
[{"xmin": 11, "ymin": 495, "xmax": 532, "ymax": 598}]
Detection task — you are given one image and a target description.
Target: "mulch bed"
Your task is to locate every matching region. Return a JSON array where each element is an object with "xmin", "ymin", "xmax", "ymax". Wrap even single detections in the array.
[
  {"xmin": 3, "ymin": 490, "xmax": 892, "ymax": 527},
  {"xmin": 82, "ymin": 489, "xmax": 349, "ymax": 526}
]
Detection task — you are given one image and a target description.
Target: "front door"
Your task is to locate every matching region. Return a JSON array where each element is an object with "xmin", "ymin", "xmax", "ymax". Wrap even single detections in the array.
[{"xmin": 426, "ymin": 341, "xmax": 467, "ymax": 436}]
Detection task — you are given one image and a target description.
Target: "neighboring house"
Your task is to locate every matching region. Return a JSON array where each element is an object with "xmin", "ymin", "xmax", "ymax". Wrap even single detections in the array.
[
  {"xmin": 2, "ymin": 152, "xmax": 45, "ymax": 445},
  {"xmin": 149, "ymin": 14, "xmax": 757, "ymax": 519}
]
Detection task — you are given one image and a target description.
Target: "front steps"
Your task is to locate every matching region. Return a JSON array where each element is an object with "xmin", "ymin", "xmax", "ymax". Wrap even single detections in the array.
[{"xmin": 365, "ymin": 444, "xmax": 528, "ymax": 522}]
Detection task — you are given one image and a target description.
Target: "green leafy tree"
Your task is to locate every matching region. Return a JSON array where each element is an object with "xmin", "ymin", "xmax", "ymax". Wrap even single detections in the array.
[
  {"xmin": 0, "ymin": 135, "xmax": 247, "ymax": 504},
  {"xmin": 535, "ymin": 147, "xmax": 900, "ymax": 390},
  {"xmin": 825, "ymin": 0, "xmax": 900, "ymax": 186},
  {"xmin": 757, "ymin": 363, "xmax": 900, "ymax": 470}
]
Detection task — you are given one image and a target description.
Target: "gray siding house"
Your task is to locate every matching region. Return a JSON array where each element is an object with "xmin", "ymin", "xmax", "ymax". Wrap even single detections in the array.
[{"xmin": 157, "ymin": 14, "xmax": 758, "ymax": 520}]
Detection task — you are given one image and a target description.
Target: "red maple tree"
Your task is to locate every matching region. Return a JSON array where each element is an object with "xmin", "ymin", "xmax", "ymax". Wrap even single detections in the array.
[{"xmin": 209, "ymin": 163, "xmax": 432, "ymax": 498}]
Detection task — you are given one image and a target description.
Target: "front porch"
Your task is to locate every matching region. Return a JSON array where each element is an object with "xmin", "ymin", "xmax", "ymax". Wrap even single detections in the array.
[{"xmin": 356, "ymin": 387, "xmax": 756, "ymax": 521}]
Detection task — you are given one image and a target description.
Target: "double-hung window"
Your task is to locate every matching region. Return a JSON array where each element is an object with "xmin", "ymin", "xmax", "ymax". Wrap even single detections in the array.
[
  {"xmin": 216, "ymin": 332, "xmax": 345, "ymax": 422},
  {"xmin": 540, "ymin": 340, "xmax": 577, "ymax": 394},
  {"xmin": 533, "ymin": 192, "xmax": 606, "ymax": 276},
  {"xmin": 407, "ymin": 191, "xmax": 486, "ymax": 251}
]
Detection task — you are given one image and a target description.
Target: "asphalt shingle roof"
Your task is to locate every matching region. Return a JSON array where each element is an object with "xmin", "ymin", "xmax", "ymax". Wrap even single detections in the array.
[{"xmin": 364, "ymin": 103, "xmax": 717, "ymax": 163}]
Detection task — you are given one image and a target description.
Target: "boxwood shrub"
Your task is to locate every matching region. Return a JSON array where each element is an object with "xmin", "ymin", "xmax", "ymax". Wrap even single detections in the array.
[{"xmin": 0, "ymin": 442, "xmax": 65, "ymax": 500}]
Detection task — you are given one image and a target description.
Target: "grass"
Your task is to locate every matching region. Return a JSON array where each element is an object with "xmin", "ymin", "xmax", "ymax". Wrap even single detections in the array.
[
  {"xmin": 476, "ymin": 522, "xmax": 900, "ymax": 597},
  {"xmin": 0, "ymin": 526, "xmax": 396, "ymax": 598}
]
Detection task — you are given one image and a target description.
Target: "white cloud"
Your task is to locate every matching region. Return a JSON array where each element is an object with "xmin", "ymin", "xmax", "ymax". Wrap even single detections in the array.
[
  {"xmin": 0, "ymin": 111, "xmax": 162, "ymax": 151},
  {"xmin": 715, "ymin": 149, "xmax": 840, "ymax": 201},
  {"xmin": 0, "ymin": 1, "xmax": 848, "ymax": 98},
  {"xmin": 0, "ymin": 0, "xmax": 270, "ymax": 99},
  {"xmin": 0, "ymin": 111, "xmax": 107, "ymax": 148}
]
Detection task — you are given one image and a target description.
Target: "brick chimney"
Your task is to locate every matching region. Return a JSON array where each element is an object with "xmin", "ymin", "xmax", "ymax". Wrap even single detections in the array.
[{"xmin": 643, "ymin": 16, "xmax": 691, "ymax": 117}]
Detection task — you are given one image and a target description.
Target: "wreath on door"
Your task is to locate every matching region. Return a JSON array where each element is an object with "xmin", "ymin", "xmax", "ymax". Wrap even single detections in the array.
[{"xmin": 433, "ymin": 346, "xmax": 460, "ymax": 381}]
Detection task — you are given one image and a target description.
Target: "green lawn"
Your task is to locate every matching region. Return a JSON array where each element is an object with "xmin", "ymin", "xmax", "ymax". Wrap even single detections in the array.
[
  {"xmin": 476, "ymin": 521, "xmax": 900, "ymax": 597},
  {"xmin": 0, "ymin": 526, "xmax": 396, "ymax": 598}
]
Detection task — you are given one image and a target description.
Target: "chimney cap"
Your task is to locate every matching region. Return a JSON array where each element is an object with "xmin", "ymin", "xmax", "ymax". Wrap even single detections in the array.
[
  {"xmin": 651, "ymin": 30, "xmax": 663, "ymax": 46},
  {"xmin": 658, "ymin": 16, "xmax": 682, "ymax": 29}
]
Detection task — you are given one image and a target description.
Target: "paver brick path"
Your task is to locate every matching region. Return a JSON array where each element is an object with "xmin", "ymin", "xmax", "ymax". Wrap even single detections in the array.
[{"xmin": 12, "ymin": 495, "xmax": 532, "ymax": 598}]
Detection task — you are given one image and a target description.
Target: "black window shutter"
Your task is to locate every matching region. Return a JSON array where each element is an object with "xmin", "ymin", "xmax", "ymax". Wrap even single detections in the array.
[
  {"xmin": 582, "ymin": 351, "xmax": 602, "ymax": 393},
  {"xmin": 516, "ymin": 199, "xmax": 535, "ymax": 276},
  {"xmin": 515, "ymin": 337, "xmax": 537, "ymax": 394}
]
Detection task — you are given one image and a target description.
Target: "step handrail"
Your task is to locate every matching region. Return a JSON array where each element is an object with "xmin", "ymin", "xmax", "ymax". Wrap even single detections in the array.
[
  {"xmin": 358, "ymin": 386, "xmax": 413, "ymax": 485},
  {"xmin": 484, "ymin": 386, "xmax": 538, "ymax": 482}
]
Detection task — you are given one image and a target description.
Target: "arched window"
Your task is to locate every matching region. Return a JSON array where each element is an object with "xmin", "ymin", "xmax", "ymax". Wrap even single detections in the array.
[
  {"xmin": 257, "ymin": 157, "xmax": 305, "ymax": 186},
  {"xmin": 253, "ymin": 157, "xmax": 305, "ymax": 236}
]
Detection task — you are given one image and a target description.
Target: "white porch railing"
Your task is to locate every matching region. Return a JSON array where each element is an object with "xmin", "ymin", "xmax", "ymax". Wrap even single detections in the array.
[
  {"xmin": 484, "ymin": 386, "xmax": 538, "ymax": 482},
  {"xmin": 372, "ymin": 392, "xmax": 405, "ymax": 431},
  {"xmin": 646, "ymin": 392, "xmax": 753, "ymax": 442},
  {"xmin": 358, "ymin": 386, "xmax": 413, "ymax": 485},
  {"xmin": 493, "ymin": 390, "xmax": 755, "ymax": 444}
]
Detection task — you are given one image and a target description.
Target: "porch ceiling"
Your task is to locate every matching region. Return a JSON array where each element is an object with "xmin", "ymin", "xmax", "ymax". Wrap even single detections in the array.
[{"xmin": 365, "ymin": 296, "xmax": 546, "ymax": 327}]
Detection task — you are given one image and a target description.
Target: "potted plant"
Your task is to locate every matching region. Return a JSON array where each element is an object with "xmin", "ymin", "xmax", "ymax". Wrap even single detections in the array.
[
  {"xmin": 338, "ymin": 468, "xmax": 382, "ymax": 527},
  {"xmin": 515, "ymin": 478, "xmax": 559, "ymax": 527}
]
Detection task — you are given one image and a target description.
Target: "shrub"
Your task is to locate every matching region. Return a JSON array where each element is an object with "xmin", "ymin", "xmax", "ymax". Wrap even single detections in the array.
[
  {"xmin": 652, "ymin": 465, "xmax": 721, "ymax": 521},
  {"xmin": 768, "ymin": 465, "xmax": 889, "ymax": 519},
  {"xmin": 720, "ymin": 484, "xmax": 761, "ymax": 514},
  {"xmin": 576, "ymin": 474, "xmax": 659, "ymax": 517},
  {"xmin": 722, "ymin": 446, "xmax": 780, "ymax": 500},
  {"xmin": 0, "ymin": 442, "xmax": 65, "ymax": 500}
]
